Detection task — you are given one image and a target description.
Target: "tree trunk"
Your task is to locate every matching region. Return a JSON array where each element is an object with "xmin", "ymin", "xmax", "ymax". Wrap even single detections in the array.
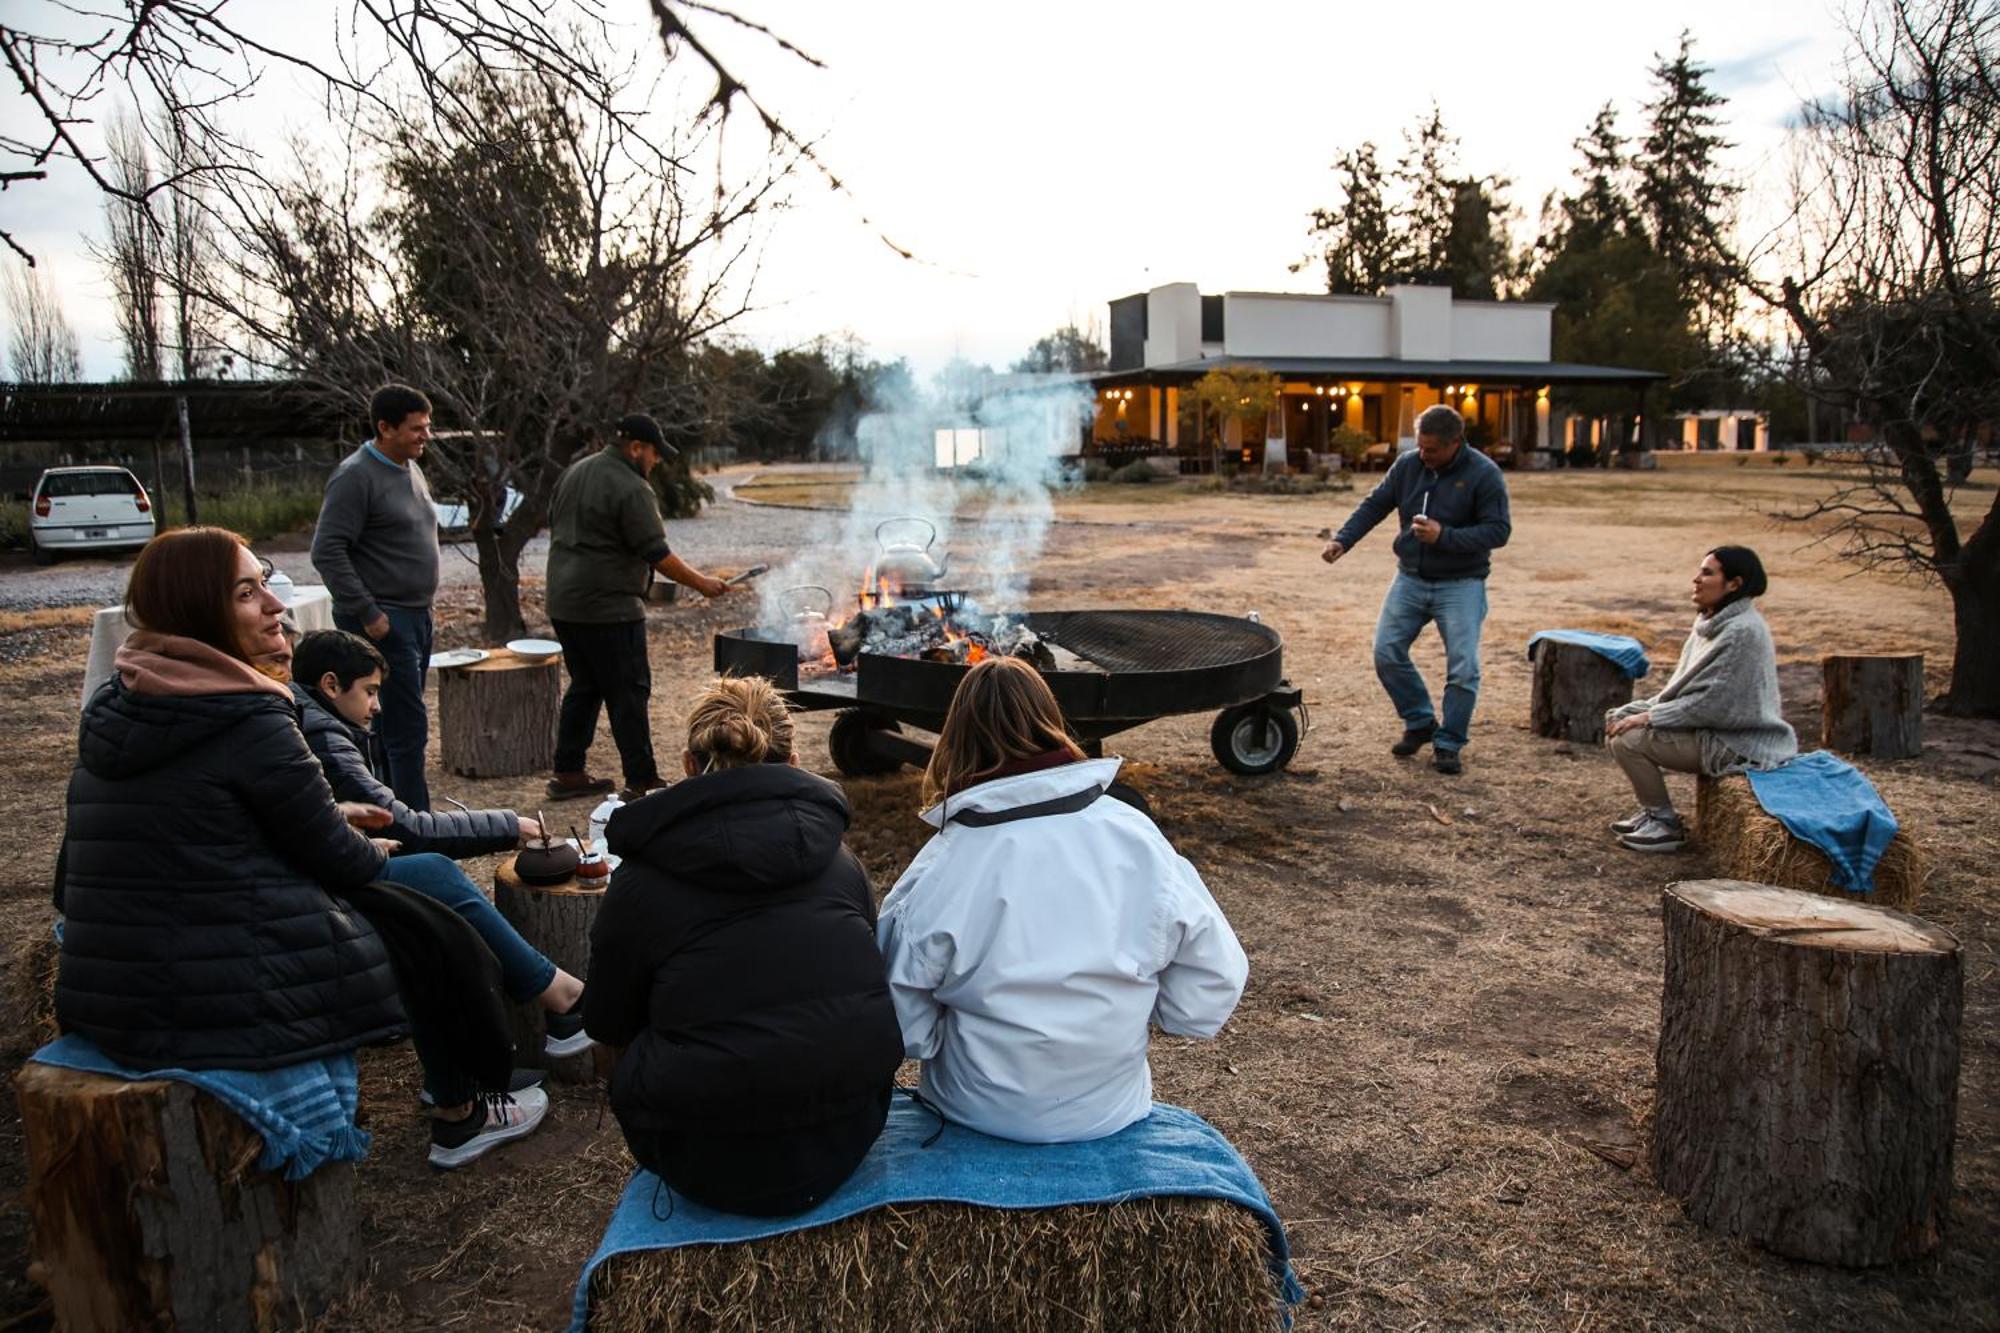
[
  {"xmin": 437, "ymin": 650, "xmax": 561, "ymax": 778},
  {"xmin": 1652, "ymin": 880, "xmax": 1961, "ymax": 1266},
  {"xmin": 1529, "ymin": 639, "xmax": 1634, "ymax": 743},
  {"xmin": 16, "ymin": 1063, "xmax": 358, "ymax": 1330},
  {"xmin": 494, "ymin": 856, "xmax": 606, "ymax": 1082},
  {"xmin": 176, "ymin": 392, "xmax": 199, "ymax": 524},
  {"xmin": 1941, "ymin": 557, "xmax": 2000, "ymax": 717},
  {"xmin": 1821, "ymin": 653, "xmax": 1925, "ymax": 758}
]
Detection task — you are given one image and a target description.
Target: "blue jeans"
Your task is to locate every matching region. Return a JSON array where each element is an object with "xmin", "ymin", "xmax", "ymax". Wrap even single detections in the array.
[
  {"xmin": 1372, "ymin": 572, "xmax": 1488, "ymax": 754},
  {"xmin": 379, "ymin": 853, "xmax": 558, "ymax": 1105},
  {"xmin": 335, "ymin": 605, "xmax": 433, "ymax": 812}
]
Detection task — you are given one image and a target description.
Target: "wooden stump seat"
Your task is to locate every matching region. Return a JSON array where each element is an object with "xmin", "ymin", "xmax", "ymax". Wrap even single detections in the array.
[
  {"xmin": 1653, "ymin": 881, "xmax": 1961, "ymax": 1266},
  {"xmin": 438, "ymin": 648, "xmax": 562, "ymax": 779},
  {"xmin": 495, "ymin": 852, "xmax": 606, "ymax": 1082},
  {"xmin": 1529, "ymin": 638, "xmax": 1635, "ymax": 744},
  {"xmin": 16, "ymin": 1063, "xmax": 358, "ymax": 1331},
  {"xmin": 1822, "ymin": 653, "xmax": 1924, "ymax": 760}
]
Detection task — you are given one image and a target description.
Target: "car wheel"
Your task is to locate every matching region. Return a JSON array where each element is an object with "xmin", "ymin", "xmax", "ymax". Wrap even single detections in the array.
[{"xmin": 29, "ymin": 535, "xmax": 55, "ymax": 566}]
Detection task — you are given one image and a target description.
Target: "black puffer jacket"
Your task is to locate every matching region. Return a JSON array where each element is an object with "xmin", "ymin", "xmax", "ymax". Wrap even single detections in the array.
[
  {"xmin": 292, "ymin": 684, "xmax": 517, "ymax": 858},
  {"xmin": 57, "ymin": 678, "xmax": 406, "ymax": 1070},
  {"xmin": 586, "ymin": 764, "xmax": 904, "ymax": 1216}
]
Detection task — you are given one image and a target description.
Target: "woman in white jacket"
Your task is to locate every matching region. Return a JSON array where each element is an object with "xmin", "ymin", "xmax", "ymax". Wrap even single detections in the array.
[{"xmin": 876, "ymin": 657, "xmax": 1249, "ymax": 1144}]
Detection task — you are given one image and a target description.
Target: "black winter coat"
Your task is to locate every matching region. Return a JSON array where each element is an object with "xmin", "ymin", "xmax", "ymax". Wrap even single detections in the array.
[
  {"xmin": 586, "ymin": 764, "xmax": 904, "ymax": 1217},
  {"xmin": 292, "ymin": 684, "xmax": 517, "ymax": 859},
  {"xmin": 57, "ymin": 679, "xmax": 406, "ymax": 1070}
]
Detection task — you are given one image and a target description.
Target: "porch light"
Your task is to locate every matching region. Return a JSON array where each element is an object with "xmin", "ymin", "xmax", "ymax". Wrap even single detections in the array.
[
  {"xmin": 1347, "ymin": 385, "xmax": 1361, "ymax": 399},
  {"xmin": 1537, "ymin": 386, "xmax": 1549, "ymax": 401}
]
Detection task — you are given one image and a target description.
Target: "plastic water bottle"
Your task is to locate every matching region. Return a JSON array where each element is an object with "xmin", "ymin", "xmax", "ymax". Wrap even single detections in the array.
[{"xmin": 587, "ymin": 794, "xmax": 624, "ymax": 856}]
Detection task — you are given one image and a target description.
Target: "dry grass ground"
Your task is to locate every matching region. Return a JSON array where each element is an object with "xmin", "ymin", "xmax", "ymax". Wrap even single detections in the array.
[{"xmin": 0, "ymin": 468, "xmax": 1993, "ymax": 1330}]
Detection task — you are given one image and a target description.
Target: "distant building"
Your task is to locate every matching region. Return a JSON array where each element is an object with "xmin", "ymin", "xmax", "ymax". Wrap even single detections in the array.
[
  {"xmin": 1662, "ymin": 408, "xmax": 1769, "ymax": 453},
  {"xmin": 1089, "ymin": 282, "xmax": 1662, "ymax": 470}
]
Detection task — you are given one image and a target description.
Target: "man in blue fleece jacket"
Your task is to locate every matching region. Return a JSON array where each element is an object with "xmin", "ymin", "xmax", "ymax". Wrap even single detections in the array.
[{"xmin": 1321, "ymin": 404, "xmax": 1511, "ymax": 774}]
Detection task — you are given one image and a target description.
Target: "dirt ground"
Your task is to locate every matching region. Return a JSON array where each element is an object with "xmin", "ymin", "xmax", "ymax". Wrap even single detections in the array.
[{"xmin": 0, "ymin": 465, "xmax": 1994, "ymax": 1330}]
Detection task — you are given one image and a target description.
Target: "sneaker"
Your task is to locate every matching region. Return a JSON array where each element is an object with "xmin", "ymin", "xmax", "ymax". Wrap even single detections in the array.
[
  {"xmin": 544, "ymin": 991, "xmax": 592, "ymax": 1059},
  {"xmin": 1618, "ymin": 812, "xmax": 1688, "ymax": 853},
  {"xmin": 428, "ymin": 1087, "xmax": 549, "ymax": 1169},
  {"xmin": 1391, "ymin": 725, "xmax": 1437, "ymax": 757},
  {"xmin": 616, "ymin": 782, "xmax": 668, "ymax": 804},
  {"xmin": 1432, "ymin": 748, "xmax": 1462, "ymax": 775},
  {"xmin": 1610, "ymin": 809, "xmax": 1650, "ymax": 835},
  {"xmin": 420, "ymin": 1067, "xmax": 545, "ymax": 1107},
  {"xmin": 547, "ymin": 772, "xmax": 615, "ymax": 802}
]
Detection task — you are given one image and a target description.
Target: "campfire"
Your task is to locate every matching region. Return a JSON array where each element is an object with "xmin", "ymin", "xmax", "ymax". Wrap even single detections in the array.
[{"xmin": 783, "ymin": 573, "xmax": 1061, "ymax": 678}]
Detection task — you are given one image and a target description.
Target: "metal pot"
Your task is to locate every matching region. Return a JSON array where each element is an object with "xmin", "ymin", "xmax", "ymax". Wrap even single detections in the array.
[{"xmin": 870, "ymin": 517, "xmax": 948, "ymax": 594}]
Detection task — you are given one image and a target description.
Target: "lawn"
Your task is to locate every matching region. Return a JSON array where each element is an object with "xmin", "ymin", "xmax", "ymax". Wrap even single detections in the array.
[{"xmin": 0, "ymin": 465, "xmax": 1993, "ymax": 1330}]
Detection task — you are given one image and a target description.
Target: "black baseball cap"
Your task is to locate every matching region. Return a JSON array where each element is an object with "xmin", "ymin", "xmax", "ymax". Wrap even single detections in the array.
[{"xmin": 616, "ymin": 412, "xmax": 679, "ymax": 458}]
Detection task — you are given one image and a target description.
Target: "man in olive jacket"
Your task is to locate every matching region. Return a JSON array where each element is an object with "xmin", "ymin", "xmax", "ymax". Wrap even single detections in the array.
[
  {"xmin": 544, "ymin": 413, "xmax": 729, "ymax": 802},
  {"xmin": 1321, "ymin": 404, "xmax": 1511, "ymax": 775}
]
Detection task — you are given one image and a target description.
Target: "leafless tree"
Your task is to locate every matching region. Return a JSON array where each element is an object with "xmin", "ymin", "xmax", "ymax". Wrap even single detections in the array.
[
  {"xmin": 3, "ymin": 262, "xmax": 83, "ymax": 382},
  {"xmin": 99, "ymin": 107, "xmax": 161, "ymax": 380},
  {"xmin": 1752, "ymin": 0, "xmax": 1999, "ymax": 715}
]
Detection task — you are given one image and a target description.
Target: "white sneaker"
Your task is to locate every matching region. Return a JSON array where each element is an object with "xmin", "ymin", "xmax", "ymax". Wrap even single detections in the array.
[
  {"xmin": 1610, "ymin": 808, "xmax": 1650, "ymax": 835},
  {"xmin": 1619, "ymin": 812, "xmax": 1688, "ymax": 853},
  {"xmin": 427, "ymin": 1087, "xmax": 549, "ymax": 1169}
]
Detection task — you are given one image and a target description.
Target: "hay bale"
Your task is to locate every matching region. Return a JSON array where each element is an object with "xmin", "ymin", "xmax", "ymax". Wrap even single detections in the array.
[
  {"xmin": 5, "ymin": 926, "xmax": 61, "ymax": 1054},
  {"xmin": 587, "ymin": 1197, "xmax": 1286, "ymax": 1333},
  {"xmin": 1695, "ymin": 775, "xmax": 1928, "ymax": 912}
]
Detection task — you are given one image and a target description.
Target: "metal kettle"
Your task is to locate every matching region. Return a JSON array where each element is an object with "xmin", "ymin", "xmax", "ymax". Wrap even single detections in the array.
[
  {"xmin": 871, "ymin": 517, "xmax": 949, "ymax": 593},
  {"xmin": 778, "ymin": 584, "xmax": 834, "ymax": 661}
]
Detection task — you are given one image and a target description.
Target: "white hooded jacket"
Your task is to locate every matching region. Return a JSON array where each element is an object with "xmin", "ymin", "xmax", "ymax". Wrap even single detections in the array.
[{"xmin": 876, "ymin": 757, "xmax": 1249, "ymax": 1144}]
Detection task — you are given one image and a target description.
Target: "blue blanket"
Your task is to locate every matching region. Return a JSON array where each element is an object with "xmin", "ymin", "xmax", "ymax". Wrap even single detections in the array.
[
  {"xmin": 1526, "ymin": 629, "xmax": 1651, "ymax": 679},
  {"xmin": 30, "ymin": 1034, "xmax": 368, "ymax": 1180},
  {"xmin": 1745, "ymin": 750, "xmax": 1901, "ymax": 893},
  {"xmin": 570, "ymin": 1100, "xmax": 1303, "ymax": 1331}
]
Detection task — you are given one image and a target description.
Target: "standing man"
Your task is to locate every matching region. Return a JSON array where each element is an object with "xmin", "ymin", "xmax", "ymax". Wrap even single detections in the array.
[
  {"xmin": 1321, "ymin": 404, "xmax": 1511, "ymax": 775},
  {"xmin": 312, "ymin": 383, "xmax": 441, "ymax": 810},
  {"xmin": 545, "ymin": 413, "xmax": 729, "ymax": 803}
]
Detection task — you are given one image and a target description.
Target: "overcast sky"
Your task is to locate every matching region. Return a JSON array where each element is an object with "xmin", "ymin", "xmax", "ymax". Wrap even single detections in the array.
[{"xmin": 3, "ymin": 0, "xmax": 1849, "ymax": 382}]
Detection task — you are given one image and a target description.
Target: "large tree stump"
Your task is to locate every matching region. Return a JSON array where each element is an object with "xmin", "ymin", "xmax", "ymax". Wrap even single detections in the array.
[
  {"xmin": 16, "ymin": 1063, "xmax": 358, "ymax": 1331},
  {"xmin": 1653, "ymin": 880, "xmax": 1961, "ymax": 1266},
  {"xmin": 439, "ymin": 650, "xmax": 561, "ymax": 778},
  {"xmin": 495, "ymin": 854, "xmax": 604, "ymax": 1082},
  {"xmin": 1822, "ymin": 653, "xmax": 1924, "ymax": 759},
  {"xmin": 1530, "ymin": 638, "xmax": 1634, "ymax": 743}
]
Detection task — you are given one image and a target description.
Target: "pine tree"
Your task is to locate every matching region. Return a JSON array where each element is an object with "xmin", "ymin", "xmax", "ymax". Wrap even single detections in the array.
[
  {"xmin": 1565, "ymin": 102, "xmax": 1633, "ymax": 247},
  {"xmin": 1303, "ymin": 141, "xmax": 1395, "ymax": 295},
  {"xmin": 1636, "ymin": 31, "xmax": 1739, "ymax": 331},
  {"xmin": 1391, "ymin": 104, "xmax": 1461, "ymax": 287}
]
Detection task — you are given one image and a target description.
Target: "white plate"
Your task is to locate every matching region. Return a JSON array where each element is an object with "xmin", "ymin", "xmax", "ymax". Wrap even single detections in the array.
[
  {"xmin": 506, "ymin": 638, "xmax": 563, "ymax": 659},
  {"xmin": 428, "ymin": 647, "xmax": 489, "ymax": 670}
]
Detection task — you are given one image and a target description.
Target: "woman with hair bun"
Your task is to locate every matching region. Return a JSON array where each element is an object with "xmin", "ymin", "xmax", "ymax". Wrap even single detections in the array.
[
  {"xmin": 1604, "ymin": 545, "xmax": 1798, "ymax": 853},
  {"xmin": 583, "ymin": 676, "xmax": 903, "ymax": 1215}
]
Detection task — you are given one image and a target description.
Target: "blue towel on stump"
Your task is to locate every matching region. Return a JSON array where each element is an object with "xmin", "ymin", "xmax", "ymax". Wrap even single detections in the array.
[
  {"xmin": 30, "ymin": 1033, "xmax": 368, "ymax": 1180},
  {"xmin": 570, "ymin": 1100, "xmax": 1304, "ymax": 1331},
  {"xmin": 1745, "ymin": 749, "xmax": 1901, "ymax": 893},
  {"xmin": 1526, "ymin": 630, "xmax": 1652, "ymax": 679}
]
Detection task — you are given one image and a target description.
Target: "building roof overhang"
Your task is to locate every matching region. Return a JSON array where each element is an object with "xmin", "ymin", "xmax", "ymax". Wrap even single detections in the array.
[{"xmin": 1090, "ymin": 356, "xmax": 1664, "ymax": 386}]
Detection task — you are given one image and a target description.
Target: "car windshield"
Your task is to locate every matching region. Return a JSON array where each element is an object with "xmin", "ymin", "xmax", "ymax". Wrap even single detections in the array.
[{"xmin": 42, "ymin": 471, "xmax": 141, "ymax": 498}]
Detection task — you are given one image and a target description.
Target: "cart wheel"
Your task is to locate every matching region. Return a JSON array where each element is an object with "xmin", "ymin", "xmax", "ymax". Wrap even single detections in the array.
[
  {"xmin": 1210, "ymin": 703, "xmax": 1300, "ymax": 775},
  {"xmin": 829, "ymin": 710, "xmax": 905, "ymax": 777}
]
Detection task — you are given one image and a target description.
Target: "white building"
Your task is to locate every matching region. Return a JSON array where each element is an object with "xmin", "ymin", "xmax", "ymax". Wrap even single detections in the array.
[{"xmin": 1090, "ymin": 282, "xmax": 1661, "ymax": 470}]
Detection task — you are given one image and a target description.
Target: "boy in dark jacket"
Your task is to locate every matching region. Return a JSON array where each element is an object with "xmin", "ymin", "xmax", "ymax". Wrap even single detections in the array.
[{"xmin": 291, "ymin": 631, "xmax": 592, "ymax": 1082}]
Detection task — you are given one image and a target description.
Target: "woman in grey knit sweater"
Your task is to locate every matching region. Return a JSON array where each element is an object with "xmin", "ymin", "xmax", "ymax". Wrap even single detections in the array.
[{"xmin": 1603, "ymin": 546, "xmax": 1798, "ymax": 852}]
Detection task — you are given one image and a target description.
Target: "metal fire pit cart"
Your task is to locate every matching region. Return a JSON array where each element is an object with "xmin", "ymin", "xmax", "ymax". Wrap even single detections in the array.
[{"xmin": 713, "ymin": 609, "xmax": 1305, "ymax": 777}]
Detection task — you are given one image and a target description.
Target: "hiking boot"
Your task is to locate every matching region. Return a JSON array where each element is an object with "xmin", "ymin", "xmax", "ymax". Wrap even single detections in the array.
[
  {"xmin": 1610, "ymin": 808, "xmax": 1650, "ymax": 835},
  {"xmin": 1618, "ymin": 812, "xmax": 1688, "ymax": 853},
  {"xmin": 420, "ymin": 1067, "xmax": 544, "ymax": 1108},
  {"xmin": 544, "ymin": 989, "xmax": 592, "ymax": 1059},
  {"xmin": 1432, "ymin": 748, "xmax": 1463, "ymax": 775},
  {"xmin": 1391, "ymin": 725, "xmax": 1437, "ymax": 757},
  {"xmin": 616, "ymin": 782, "xmax": 668, "ymax": 804},
  {"xmin": 428, "ymin": 1087, "xmax": 549, "ymax": 1169},
  {"xmin": 547, "ymin": 772, "xmax": 615, "ymax": 802}
]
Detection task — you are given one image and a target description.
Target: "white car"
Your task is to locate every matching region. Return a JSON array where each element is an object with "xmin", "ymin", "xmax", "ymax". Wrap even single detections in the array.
[
  {"xmin": 30, "ymin": 466, "xmax": 157, "ymax": 564},
  {"xmin": 434, "ymin": 485, "xmax": 523, "ymax": 536}
]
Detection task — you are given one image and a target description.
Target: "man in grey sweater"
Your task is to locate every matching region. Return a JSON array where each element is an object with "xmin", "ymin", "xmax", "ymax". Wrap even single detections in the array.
[{"xmin": 311, "ymin": 383, "xmax": 442, "ymax": 811}]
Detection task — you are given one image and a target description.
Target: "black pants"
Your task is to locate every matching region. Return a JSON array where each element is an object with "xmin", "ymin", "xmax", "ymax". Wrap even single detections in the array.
[{"xmin": 551, "ymin": 618, "xmax": 658, "ymax": 788}]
